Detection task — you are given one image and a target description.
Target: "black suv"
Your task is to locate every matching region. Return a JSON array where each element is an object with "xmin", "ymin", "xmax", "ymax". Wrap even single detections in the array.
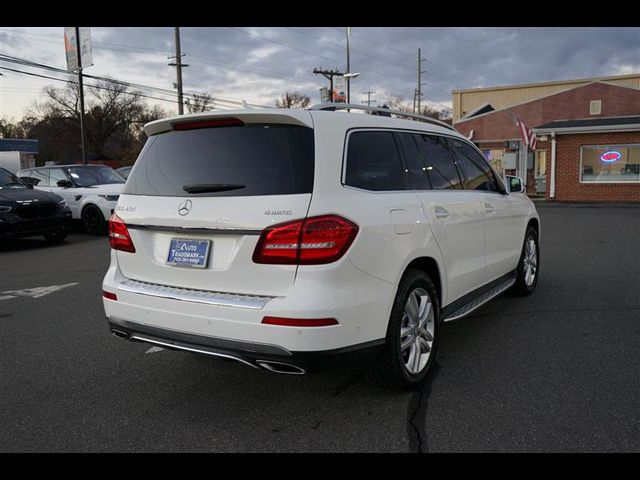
[{"xmin": 0, "ymin": 167, "xmax": 72, "ymax": 242}]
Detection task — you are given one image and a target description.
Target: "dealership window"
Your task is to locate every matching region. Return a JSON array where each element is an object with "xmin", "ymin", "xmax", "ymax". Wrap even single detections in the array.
[{"xmin": 580, "ymin": 145, "xmax": 640, "ymax": 183}]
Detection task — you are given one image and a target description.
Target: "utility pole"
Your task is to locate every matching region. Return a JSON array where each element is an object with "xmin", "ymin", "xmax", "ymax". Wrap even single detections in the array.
[
  {"xmin": 168, "ymin": 27, "xmax": 189, "ymax": 115},
  {"xmin": 313, "ymin": 68, "xmax": 346, "ymax": 102},
  {"xmin": 346, "ymin": 27, "xmax": 351, "ymax": 103},
  {"xmin": 362, "ymin": 90, "xmax": 376, "ymax": 107},
  {"xmin": 74, "ymin": 27, "xmax": 87, "ymax": 164},
  {"xmin": 417, "ymin": 48, "xmax": 427, "ymax": 114}
]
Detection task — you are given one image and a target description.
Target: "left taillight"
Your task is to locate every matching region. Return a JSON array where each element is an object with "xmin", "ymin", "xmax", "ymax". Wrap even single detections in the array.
[{"xmin": 108, "ymin": 214, "xmax": 136, "ymax": 253}]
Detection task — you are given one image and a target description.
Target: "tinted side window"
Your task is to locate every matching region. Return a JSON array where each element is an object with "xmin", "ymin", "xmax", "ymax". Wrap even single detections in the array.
[
  {"xmin": 398, "ymin": 133, "xmax": 432, "ymax": 190},
  {"xmin": 31, "ymin": 169, "xmax": 50, "ymax": 187},
  {"xmin": 448, "ymin": 139, "xmax": 499, "ymax": 192},
  {"xmin": 345, "ymin": 131, "xmax": 407, "ymax": 191},
  {"xmin": 414, "ymin": 134, "xmax": 462, "ymax": 190},
  {"xmin": 49, "ymin": 168, "xmax": 68, "ymax": 187}
]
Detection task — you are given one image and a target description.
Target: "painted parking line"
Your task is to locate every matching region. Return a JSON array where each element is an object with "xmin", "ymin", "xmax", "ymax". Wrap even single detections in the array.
[
  {"xmin": 145, "ymin": 346, "xmax": 165, "ymax": 354},
  {"xmin": 0, "ymin": 282, "xmax": 79, "ymax": 301}
]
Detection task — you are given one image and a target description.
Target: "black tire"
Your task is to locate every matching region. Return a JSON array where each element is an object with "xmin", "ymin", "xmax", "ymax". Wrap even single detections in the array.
[
  {"xmin": 82, "ymin": 204, "xmax": 106, "ymax": 235},
  {"xmin": 510, "ymin": 226, "xmax": 540, "ymax": 296},
  {"xmin": 43, "ymin": 230, "xmax": 68, "ymax": 243},
  {"xmin": 367, "ymin": 269, "xmax": 440, "ymax": 390}
]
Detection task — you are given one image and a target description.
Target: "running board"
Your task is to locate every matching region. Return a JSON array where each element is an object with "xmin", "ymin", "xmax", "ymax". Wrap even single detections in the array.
[{"xmin": 442, "ymin": 276, "xmax": 516, "ymax": 322}]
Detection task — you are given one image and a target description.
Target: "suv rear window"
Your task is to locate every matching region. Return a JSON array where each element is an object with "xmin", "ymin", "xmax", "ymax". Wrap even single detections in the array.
[{"xmin": 123, "ymin": 124, "xmax": 314, "ymax": 197}]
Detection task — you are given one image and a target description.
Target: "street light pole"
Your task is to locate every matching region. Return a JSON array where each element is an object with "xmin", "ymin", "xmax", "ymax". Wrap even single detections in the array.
[
  {"xmin": 346, "ymin": 27, "xmax": 350, "ymax": 103},
  {"xmin": 74, "ymin": 27, "xmax": 87, "ymax": 164},
  {"xmin": 174, "ymin": 27, "xmax": 184, "ymax": 115}
]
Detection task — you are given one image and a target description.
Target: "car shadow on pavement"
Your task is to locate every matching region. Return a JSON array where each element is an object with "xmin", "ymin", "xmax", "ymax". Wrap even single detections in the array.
[{"xmin": 0, "ymin": 223, "xmax": 104, "ymax": 253}]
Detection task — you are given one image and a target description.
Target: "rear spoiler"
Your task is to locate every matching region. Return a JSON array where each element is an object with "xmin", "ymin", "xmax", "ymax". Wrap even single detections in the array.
[{"xmin": 144, "ymin": 109, "xmax": 314, "ymax": 136}]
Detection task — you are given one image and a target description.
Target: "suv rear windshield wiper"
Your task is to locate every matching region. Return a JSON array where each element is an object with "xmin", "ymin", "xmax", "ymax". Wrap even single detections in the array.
[{"xmin": 182, "ymin": 183, "xmax": 246, "ymax": 194}]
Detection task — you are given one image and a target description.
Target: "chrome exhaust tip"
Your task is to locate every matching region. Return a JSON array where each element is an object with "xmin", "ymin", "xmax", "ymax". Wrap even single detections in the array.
[
  {"xmin": 256, "ymin": 360, "xmax": 306, "ymax": 375},
  {"xmin": 110, "ymin": 329, "xmax": 129, "ymax": 340}
]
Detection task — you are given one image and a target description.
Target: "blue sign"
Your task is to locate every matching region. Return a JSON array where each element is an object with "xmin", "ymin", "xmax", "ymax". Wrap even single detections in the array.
[
  {"xmin": 600, "ymin": 151, "xmax": 621, "ymax": 163},
  {"xmin": 0, "ymin": 139, "xmax": 39, "ymax": 154},
  {"xmin": 167, "ymin": 238, "xmax": 211, "ymax": 268}
]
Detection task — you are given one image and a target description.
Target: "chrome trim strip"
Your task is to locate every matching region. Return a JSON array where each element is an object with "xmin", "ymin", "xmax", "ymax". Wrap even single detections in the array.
[
  {"xmin": 127, "ymin": 224, "xmax": 262, "ymax": 235},
  {"xmin": 118, "ymin": 279, "xmax": 274, "ymax": 310},
  {"xmin": 129, "ymin": 335, "xmax": 260, "ymax": 369},
  {"xmin": 443, "ymin": 278, "xmax": 516, "ymax": 322}
]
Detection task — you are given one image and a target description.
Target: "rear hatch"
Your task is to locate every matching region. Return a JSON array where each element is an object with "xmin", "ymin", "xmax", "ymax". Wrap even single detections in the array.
[{"xmin": 114, "ymin": 111, "xmax": 314, "ymax": 297}]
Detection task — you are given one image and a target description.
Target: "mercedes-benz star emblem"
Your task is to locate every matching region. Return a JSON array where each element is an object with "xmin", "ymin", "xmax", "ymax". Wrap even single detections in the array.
[{"xmin": 178, "ymin": 199, "xmax": 192, "ymax": 216}]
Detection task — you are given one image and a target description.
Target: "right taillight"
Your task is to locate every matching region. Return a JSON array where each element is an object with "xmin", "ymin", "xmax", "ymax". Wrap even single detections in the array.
[
  {"xmin": 253, "ymin": 214, "xmax": 358, "ymax": 265},
  {"xmin": 108, "ymin": 214, "xmax": 136, "ymax": 253}
]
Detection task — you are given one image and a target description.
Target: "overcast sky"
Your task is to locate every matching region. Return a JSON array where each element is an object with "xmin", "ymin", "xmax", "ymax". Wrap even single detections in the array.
[{"xmin": 1, "ymin": 26, "xmax": 639, "ymax": 120}]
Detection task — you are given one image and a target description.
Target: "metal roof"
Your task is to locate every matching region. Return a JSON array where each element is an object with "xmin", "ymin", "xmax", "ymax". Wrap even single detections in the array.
[{"xmin": 535, "ymin": 116, "xmax": 640, "ymax": 130}]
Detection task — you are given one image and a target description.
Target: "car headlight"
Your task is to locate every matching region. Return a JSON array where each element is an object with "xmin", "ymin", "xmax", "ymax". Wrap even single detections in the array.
[
  {"xmin": 0, "ymin": 205, "xmax": 13, "ymax": 213},
  {"xmin": 98, "ymin": 195, "xmax": 120, "ymax": 202}
]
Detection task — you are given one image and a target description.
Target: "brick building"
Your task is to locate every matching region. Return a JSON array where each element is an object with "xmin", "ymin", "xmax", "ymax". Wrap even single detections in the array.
[{"xmin": 452, "ymin": 74, "xmax": 640, "ymax": 202}]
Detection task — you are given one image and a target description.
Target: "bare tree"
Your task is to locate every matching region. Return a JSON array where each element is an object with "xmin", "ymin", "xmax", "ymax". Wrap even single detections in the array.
[
  {"xmin": 185, "ymin": 93, "xmax": 214, "ymax": 113},
  {"xmin": 24, "ymin": 80, "xmax": 163, "ymax": 163},
  {"xmin": 381, "ymin": 94, "xmax": 447, "ymax": 120},
  {"xmin": 276, "ymin": 91, "xmax": 311, "ymax": 109},
  {"xmin": 0, "ymin": 118, "xmax": 28, "ymax": 138}
]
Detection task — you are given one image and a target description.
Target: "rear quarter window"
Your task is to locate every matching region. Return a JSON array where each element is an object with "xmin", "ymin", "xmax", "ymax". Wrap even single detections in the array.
[
  {"xmin": 344, "ymin": 130, "xmax": 407, "ymax": 191},
  {"xmin": 123, "ymin": 124, "xmax": 314, "ymax": 197}
]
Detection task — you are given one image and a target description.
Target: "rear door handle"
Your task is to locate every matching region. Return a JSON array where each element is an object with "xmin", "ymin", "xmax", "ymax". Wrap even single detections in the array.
[
  {"xmin": 434, "ymin": 206, "xmax": 449, "ymax": 219},
  {"xmin": 484, "ymin": 202, "xmax": 495, "ymax": 214}
]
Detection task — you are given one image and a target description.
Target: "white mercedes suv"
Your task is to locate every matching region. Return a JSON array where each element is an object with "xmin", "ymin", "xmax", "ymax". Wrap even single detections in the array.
[{"xmin": 102, "ymin": 105, "xmax": 540, "ymax": 389}]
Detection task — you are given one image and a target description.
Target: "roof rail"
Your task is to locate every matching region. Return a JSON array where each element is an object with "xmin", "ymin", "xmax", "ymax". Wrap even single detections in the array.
[{"xmin": 309, "ymin": 103, "xmax": 455, "ymax": 131}]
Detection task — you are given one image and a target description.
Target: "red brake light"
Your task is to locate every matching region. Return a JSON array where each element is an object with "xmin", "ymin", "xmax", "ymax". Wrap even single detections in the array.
[
  {"xmin": 172, "ymin": 118, "xmax": 244, "ymax": 130},
  {"xmin": 262, "ymin": 316, "xmax": 338, "ymax": 327},
  {"xmin": 108, "ymin": 214, "xmax": 136, "ymax": 253},
  {"xmin": 253, "ymin": 214, "xmax": 358, "ymax": 265}
]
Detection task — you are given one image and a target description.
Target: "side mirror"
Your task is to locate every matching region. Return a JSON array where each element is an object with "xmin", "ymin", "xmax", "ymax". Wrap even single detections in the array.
[
  {"xmin": 57, "ymin": 179, "xmax": 73, "ymax": 188},
  {"xmin": 19, "ymin": 177, "xmax": 36, "ymax": 189},
  {"xmin": 505, "ymin": 175, "xmax": 525, "ymax": 194}
]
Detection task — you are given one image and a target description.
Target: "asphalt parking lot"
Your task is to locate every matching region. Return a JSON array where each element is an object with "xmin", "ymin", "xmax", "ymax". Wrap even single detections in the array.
[{"xmin": 1, "ymin": 205, "xmax": 638, "ymax": 452}]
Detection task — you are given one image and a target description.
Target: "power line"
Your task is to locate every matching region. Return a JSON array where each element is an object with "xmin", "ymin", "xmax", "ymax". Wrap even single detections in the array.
[
  {"xmin": 336, "ymin": 27, "xmax": 474, "ymax": 85},
  {"xmin": 0, "ymin": 54, "xmax": 270, "ymax": 109},
  {"xmin": 285, "ymin": 27, "xmax": 418, "ymax": 75},
  {"xmin": 229, "ymin": 27, "xmax": 419, "ymax": 85},
  {"xmin": 0, "ymin": 29, "xmax": 290, "ymax": 94}
]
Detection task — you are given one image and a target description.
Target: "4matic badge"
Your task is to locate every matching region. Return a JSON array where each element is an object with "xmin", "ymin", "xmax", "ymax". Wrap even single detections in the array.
[{"xmin": 264, "ymin": 209, "xmax": 293, "ymax": 216}]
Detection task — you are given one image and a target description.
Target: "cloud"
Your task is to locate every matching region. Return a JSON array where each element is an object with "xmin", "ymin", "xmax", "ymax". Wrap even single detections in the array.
[{"xmin": 1, "ymin": 26, "xmax": 638, "ymax": 119}]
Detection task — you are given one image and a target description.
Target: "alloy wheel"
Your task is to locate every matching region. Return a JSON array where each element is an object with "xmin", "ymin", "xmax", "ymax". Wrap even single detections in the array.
[{"xmin": 400, "ymin": 287, "xmax": 435, "ymax": 375}]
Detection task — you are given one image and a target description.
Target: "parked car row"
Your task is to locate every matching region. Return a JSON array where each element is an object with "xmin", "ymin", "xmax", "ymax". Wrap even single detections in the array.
[
  {"xmin": 16, "ymin": 164, "xmax": 126, "ymax": 235},
  {"xmin": 0, "ymin": 167, "xmax": 72, "ymax": 242},
  {"xmin": 0, "ymin": 163, "xmax": 132, "ymax": 242}
]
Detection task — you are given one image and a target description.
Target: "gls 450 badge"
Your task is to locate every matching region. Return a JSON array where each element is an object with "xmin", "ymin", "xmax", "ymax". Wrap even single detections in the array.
[{"xmin": 116, "ymin": 205, "xmax": 136, "ymax": 213}]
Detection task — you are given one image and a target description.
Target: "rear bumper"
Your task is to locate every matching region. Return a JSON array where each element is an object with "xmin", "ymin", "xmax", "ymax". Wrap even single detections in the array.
[
  {"xmin": 103, "ymin": 250, "xmax": 396, "ymax": 356},
  {"xmin": 108, "ymin": 316, "xmax": 384, "ymax": 373}
]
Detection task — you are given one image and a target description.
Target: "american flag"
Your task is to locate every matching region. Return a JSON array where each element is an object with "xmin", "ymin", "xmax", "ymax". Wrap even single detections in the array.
[{"xmin": 515, "ymin": 118, "xmax": 537, "ymax": 150}]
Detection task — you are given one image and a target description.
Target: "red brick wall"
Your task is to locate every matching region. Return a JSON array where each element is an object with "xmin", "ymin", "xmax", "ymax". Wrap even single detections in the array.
[
  {"xmin": 544, "ymin": 131, "xmax": 640, "ymax": 202},
  {"xmin": 455, "ymin": 82, "xmax": 640, "ymax": 142}
]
